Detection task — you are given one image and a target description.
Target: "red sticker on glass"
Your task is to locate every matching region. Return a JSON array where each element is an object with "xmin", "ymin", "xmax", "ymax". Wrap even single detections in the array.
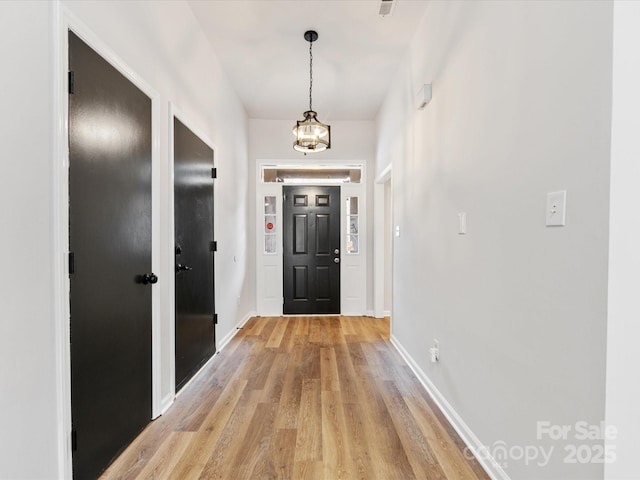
[{"xmin": 266, "ymin": 222, "xmax": 274, "ymax": 230}]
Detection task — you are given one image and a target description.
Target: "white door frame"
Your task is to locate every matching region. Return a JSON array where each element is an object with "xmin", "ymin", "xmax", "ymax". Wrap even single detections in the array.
[
  {"xmin": 53, "ymin": 7, "xmax": 162, "ymax": 478},
  {"xmin": 374, "ymin": 164, "xmax": 392, "ymax": 319},
  {"xmin": 255, "ymin": 161, "xmax": 367, "ymax": 316},
  {"xmin": 168, "ymin": 104, "xmax": 218, "ymax": 405}
]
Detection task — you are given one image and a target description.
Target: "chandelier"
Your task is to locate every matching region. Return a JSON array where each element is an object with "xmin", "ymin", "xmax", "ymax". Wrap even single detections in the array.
[{"xmin": 293, "ymin": 30, "xmax": 331, "ymax": 153}]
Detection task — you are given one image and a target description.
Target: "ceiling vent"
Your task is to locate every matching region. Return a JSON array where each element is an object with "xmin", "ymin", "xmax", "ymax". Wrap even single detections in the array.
[{"xmin": 379, "ymin": 0, "xmax": 396, "ymax": 17}]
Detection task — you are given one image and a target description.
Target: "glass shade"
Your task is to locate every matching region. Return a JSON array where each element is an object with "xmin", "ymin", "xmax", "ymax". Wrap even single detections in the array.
[{"xmin": 292, "ymin": 110, "xmax": 331, "ymax": 153}]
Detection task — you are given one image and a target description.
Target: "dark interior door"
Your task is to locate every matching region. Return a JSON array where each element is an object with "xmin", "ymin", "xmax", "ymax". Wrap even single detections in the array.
[
  {"xmin": 174, "ymin": 117, "xmax": 216, "ymax": 391},
  {"xmin": 283, "ymin": 185, "xmax": 340, "ymax": 314},
  {"xmin": 69, "ymin": 31, "xmax": 153, "ymax": 479}
]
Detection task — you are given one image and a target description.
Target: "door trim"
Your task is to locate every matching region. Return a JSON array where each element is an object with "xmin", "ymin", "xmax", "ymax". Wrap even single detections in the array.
[
  {"xmin": 255, "ymin": 160, "xmax": 367, "ymax": 316},
  {"xmin": 168, "ymin": 102, "xmax": 218, "ymax": 404},
  {"xmin": 374, "ymin": 164, "xmax": 392, "ymax": 319},
  {"xmin": 54, "ymin": 9, "xmax": 161, "ymax": 478}
]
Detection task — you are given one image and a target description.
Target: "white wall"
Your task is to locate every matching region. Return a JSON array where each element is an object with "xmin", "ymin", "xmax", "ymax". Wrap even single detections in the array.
[
  {"xmin": 377, "ymin": 1, "xmax": 613, "ymax": 479},
  {"xmin": 62, "ymin": 0, "xmax": 252, "ymax": 406},
  {"xmin": 0, "ymin": 2, "xmax": 60, "ymax": 478},
  {"xmin": 605, "ymin": 2, "xmax": 640, "ymax": 479},
  {"xmin": 248, "ymin": 119, "xmax": 376, "ymax": 314},
  {"xmin": 1, "ymin": 0, "xmax": 252, "ymax": 477}
]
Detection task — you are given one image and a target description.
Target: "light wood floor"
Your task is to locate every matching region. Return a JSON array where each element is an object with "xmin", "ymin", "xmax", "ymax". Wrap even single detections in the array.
[{"xmin": 100, "ymin": 316, "xmax": 489, "ymax": 480}]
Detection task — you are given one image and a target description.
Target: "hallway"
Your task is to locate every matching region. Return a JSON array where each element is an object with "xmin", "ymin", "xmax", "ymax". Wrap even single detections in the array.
[{"xmin": 100, "ymin": 317, "xmax": 489, "ymax": 479}]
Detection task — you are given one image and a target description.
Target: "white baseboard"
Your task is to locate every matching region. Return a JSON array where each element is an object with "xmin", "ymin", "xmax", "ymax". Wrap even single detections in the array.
[
  {"xmin": 383, "ymin": 310, "xmax": 391, "ymax": 317},
  {"xmin": 390, "ymin": 335, "xmax": 509, "ymax": 480},
  {"xmin": 217, "ymin": 310, "xmax": 255, "ymax": 352}
]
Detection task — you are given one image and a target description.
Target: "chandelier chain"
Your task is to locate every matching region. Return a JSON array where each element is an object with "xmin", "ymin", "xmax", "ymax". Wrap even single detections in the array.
[{"xmin": 309, "ymin": 40, "xmax": 313, "ymax": 111}]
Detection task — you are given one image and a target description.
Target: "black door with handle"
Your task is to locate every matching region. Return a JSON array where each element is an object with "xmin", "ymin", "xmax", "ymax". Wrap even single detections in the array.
[
  {"xmin": 68, "ymin": 31, "xmax": 153, "ymax": 480},
  {"xmin": 283, "ymin": 185, "xmax": 341, "ymax": 314},
  {"xmin": 174, "ymin": 117, "xmax": 216, "ymax": 391}
]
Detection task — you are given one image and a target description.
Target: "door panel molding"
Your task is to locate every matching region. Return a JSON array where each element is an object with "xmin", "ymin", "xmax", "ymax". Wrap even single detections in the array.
[
  {"xmin": 316, "ymin": 214, "xmax": 331, "ymax": 254},
  {"xmin": 293, "ymin": 266, "xmax": 308, "ymax": 299},
  {"xmin": 316, "ymin": 267, "xmax": 331, "ymax": 300},
  {"xmin": 294, "ymin": 214, "xmax": 309, "ymax": 254}
]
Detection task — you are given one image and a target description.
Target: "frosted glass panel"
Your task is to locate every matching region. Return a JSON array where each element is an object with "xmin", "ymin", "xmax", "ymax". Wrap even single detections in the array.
[
  {"xmin": 265, "ymin": 196, "xmax": 276, "ymax": 214},
  {"xmin": 265, "ymin": 235, "xmax": 277, "ymax": 254},
  {"xmin": 349, "ymin": 216, "xmax": 358, "ymax": 235},
  {"xmin": 348, "ymin": 196, "xmax": 358, "ymax": 214},
  {"xmin": 265, "ymin": 215, "xmax": 276, "ymax": 234},
  {"xmin": 346, "ymin": 235, "xmax": 359, "ymax": 254},
  {"xmin": 264, "ymin": 195, "xmax": 277, "ymax": 254},
  {"xmin": 345, "ymin": 196, "xmax": 359, "ymax": 254}
]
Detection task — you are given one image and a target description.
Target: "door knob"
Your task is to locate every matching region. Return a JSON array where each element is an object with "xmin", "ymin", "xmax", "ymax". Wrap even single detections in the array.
[
  {"xmin": 334, "ymin": 258, "xmax": 340, "ymax": 263},
  {"xmin": 176, "ymin": 263, "xmax": 193, "ymax": 272},
  {"xmin": 334, "ymin": 249, "xmax": 340, "ymax": 254},
  {"xmin": 142, "ymin": 273, "xmax": 158, "ymax": 285}
]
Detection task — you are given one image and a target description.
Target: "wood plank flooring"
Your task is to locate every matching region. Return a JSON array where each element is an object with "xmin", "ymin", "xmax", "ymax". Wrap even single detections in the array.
[{"xmin": 100, "ymin": 316, "xmax": 490, "ymax": 480}]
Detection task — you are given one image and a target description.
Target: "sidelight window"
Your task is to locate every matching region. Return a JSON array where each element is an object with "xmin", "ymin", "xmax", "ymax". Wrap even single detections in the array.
[
  {"xmin": 264, "ymin": 195, "xmax": 277, "ymax": 254},
  {"xmin": 346, "ymin": 196, "xmax": 359, "ymax": 254}
]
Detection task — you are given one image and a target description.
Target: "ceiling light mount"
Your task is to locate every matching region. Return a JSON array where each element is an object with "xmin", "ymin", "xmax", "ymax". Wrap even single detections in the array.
[
  {"xmin": 293, "ymin": 30, "xmax": 331, "ymax": 154},
  {"xmin": 303, "ymin": 30, "xmax": 318, "ymax": 43}
]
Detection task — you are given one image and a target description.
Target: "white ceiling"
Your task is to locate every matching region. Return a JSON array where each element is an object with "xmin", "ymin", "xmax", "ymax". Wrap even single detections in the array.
[{"xmin": 187, "ymin": 0, "xmax": 429, "ymax": 121}]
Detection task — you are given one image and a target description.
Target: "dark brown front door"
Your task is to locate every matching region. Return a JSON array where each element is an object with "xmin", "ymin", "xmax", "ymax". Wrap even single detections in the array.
[
  {"xmin": 68, "ymin": 31, "xmax": 153, "ymax": 479},
  {"xmin": 174, "ymin": 117, "xmax": 216, "ymax": 391},
  {"xmin": 283, "ymin": 185, "xmax": 341, "ymax": 314}
]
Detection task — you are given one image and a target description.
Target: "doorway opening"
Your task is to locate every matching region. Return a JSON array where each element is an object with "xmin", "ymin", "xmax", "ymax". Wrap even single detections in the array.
[
  {"xmin": 373, "ymin": 164, "xmax": 392, "ymax": 321},
  {"xmin": 256, "ymin": 163, "xmax": 366, "ymax": 316},
  {"xmin": 173, "ymin": 116, "xmax": 216, "ymax": 392},
  {"xmin": 68, "ymin": 31, "xmax": 154, "ymax": 480},
  {"xmin": 282, "ymin": 185, "xmax": 341, "ymax": 314}
]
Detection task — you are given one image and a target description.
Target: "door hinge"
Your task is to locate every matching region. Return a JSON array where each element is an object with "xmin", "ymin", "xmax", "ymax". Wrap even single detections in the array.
[
  {"xmin": 213, "ymin": 313, "xmax": 218, "ymax": 324},
  {"xmin": 71, "ymin": 428, "xmax": 77, "ymax": 451},
  {"xmin": 68, "ymin": 71, "xmax": 75, "ymax": 94},
  {"xmin": 211, "ymin": 167, "xmax": 217, "ymax": 179},
  {"xmin": 210, "ymin": 241, "xmax": 217, "ymax": 252},
  {"xmin": 68, "ymin": 252, "xmax": 75, "ymax": 275}
]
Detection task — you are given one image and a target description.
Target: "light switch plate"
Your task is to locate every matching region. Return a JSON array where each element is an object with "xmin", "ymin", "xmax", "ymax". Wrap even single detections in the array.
[
  {"xmin": 458, "ymin": 212, "xmax": 467, "ymax": 234},
  {"xmin": 546, "ymin": 191, "xmax": 566, "ymax": 226}
]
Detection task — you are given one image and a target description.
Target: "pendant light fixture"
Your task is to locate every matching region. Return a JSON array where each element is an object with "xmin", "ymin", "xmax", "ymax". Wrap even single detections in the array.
[{"xmin": 293, "ymin": 30, "xmax": 331, "ymax": 153}]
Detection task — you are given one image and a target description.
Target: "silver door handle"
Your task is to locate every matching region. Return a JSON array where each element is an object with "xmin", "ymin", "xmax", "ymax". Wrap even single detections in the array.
[
  {"xmin": 334, "ymin": 249, "xmax": 340, "ymax": 254},
  {"xmin": 334, "ymin": 258, "xmax": 340, "ymax": 263}
]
